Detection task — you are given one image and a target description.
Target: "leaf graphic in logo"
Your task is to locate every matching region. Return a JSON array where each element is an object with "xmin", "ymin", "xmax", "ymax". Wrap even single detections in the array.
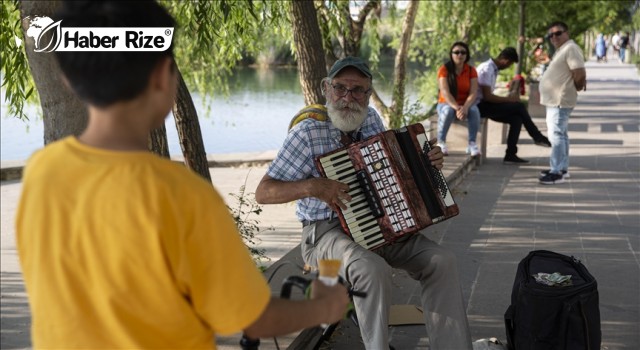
[{"xmin": 34, "ymin": 20, "xmax": 62, "ymax": 53}]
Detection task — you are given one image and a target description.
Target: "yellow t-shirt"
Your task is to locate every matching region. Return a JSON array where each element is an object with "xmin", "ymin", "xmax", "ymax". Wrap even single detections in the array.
[{"xmin": 16, "ymin": 137, "xmax": 270, "ymax": 349}]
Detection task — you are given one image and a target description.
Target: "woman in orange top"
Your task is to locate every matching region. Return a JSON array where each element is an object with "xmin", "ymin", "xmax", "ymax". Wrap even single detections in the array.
[{"xmin": 436, "ymin": 42, "xmax": 481, "ymax": 156}]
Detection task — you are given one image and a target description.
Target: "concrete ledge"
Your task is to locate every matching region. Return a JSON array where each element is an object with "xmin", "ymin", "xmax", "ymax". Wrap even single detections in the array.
[
  {"xmin": 0, "ymin": 167, "xmax": 23, "ymax": 181},
  {"xmin": 0, "ymin": 152, "xmax": 279, "ymax": 181}
]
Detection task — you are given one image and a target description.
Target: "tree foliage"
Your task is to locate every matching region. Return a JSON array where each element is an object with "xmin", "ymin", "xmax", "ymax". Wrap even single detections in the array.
[
  {"xmin": 408, "ymin": 0, "xmax": 637, "ymax": 110},
  {"xmin": 1, "ymin": 0, "xmax": 35, "ymax": 120},
  {"xmin": 227, "ymin": 180, "xmax": 272, "ymax": 269},
  {"xmin": 1, "ymin": 0, "xmax": 636, "ymax": 123},
  {"xmin": 163, "ymin": 1, "xmax": 289, "ymax": 99}
]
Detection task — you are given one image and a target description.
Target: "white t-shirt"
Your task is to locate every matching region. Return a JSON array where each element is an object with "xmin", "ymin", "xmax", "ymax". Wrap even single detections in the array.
[
  {"xmin": 475, "ymin": 59, "xmax": 498, "ymax": 104},
  {"xmin": 539, "ymin": 40, "xmax": 585, "ymax": 108}
]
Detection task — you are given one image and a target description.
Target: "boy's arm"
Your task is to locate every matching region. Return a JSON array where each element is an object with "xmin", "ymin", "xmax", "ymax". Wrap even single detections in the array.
[{"xmin": 243, "ymin": 280, "xmax": 349, "ymax": 339}]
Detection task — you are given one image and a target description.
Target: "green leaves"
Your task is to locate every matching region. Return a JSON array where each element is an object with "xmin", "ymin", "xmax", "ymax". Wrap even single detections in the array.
[
  {"xmin": 226, "ymin": 178, "xmax": 273, "ymax": 269},
  {"xmin": 1, "ymin": 0, "xmax": 38, "ymax": 120},
  {"xmin": 164, "ymin": 0, "xmax": 290, "ymax": 100}
]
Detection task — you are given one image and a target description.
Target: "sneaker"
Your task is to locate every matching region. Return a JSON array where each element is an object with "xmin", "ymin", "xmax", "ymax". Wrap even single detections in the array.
[
  {"xmin": 539, "ymin": 172, "xmax": 565, "ymax": 185},
  {"xmin": 534, "ymin": 137, "xmax": 552, "ymax": 147},
  {"xmin": 437, "ymin": 142, "xmax": 449, "ymax": 156},
  {"xmin": 467, "ymin": 141, "xmax": 481, "ymax": 157},
  {"xmin": 539, "ymin": 169, "xmax": 570, "ymax": 179},
  {"xmin": 503, "ymin": 154, "xmax": 530, "ymax": 164}
]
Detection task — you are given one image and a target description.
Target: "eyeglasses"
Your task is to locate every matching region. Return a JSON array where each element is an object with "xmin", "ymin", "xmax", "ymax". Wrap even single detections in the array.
[
  {"xmin": 451, "ymin": 50, "xmax": 467, "ymax": 55},
  {"xmin": 546, "ymin": 30, "xmax": 565, "ymax": 39},
  {"xmin": 331, "ymin": 84, "xmax": 371, "ymax": 100}
]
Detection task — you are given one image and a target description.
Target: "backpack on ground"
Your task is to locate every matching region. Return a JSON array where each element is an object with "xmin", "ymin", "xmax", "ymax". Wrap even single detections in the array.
[{"xmin": 504, "ymin": 250, "xmax": 601, "ymax": 350}]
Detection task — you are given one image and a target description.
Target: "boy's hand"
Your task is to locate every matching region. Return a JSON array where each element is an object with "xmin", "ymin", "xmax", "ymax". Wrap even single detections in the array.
[{"xmin": 309, "ymin": 279, "xmax": 350, "ymax": 324}]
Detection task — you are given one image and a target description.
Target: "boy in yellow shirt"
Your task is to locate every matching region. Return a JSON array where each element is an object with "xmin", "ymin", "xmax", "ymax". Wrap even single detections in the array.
[{"xmin": 15, "ymin": 1, "xmax": 348, "ymax": 349}]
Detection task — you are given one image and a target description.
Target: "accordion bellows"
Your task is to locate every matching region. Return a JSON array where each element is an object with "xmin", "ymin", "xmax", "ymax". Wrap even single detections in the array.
[{"xmin": 315, "ymin": 123, "xmax": 459, "ymax": 250}]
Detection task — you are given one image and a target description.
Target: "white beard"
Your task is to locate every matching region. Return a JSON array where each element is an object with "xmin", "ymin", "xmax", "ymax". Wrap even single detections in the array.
[{"xmin": 327, "ymin": 100, "xmax": 368, "ymax": 132}]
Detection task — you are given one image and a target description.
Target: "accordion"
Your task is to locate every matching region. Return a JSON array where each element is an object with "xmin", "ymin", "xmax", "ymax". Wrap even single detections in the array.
[{"xmin": 315, "ymin": 123, "xmax": 459, "ymax": 250}]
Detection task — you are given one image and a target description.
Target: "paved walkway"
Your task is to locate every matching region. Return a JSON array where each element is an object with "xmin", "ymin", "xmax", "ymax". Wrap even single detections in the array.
[
  {"xmin": 316, "ymin": 60, "xmax": 640, "ymax": 349},
  {"xmin": 2, "ymin": 60, "xmax": 639, "ymax": 349}
]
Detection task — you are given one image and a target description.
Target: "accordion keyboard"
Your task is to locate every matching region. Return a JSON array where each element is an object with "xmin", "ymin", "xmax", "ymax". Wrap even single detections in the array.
[
  {"xmin": 319, "ymin": 140, "xmax": 419, "ymax": 249},
  {"xmin": 319, "ymin": 149, "xmax": 386, "ymax": 249},
  {"xmin": 316, "ymin": 123, "xmax": 460, "ymax": 250}
]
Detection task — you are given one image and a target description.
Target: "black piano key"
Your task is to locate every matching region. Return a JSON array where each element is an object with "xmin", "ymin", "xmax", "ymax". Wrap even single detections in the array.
[
  {"xmin": 333, "ymin": 157, "xmax": 352, "ymax": 167},
  {"xmin": 328, "ymin": 152, "xmax": 349, "ymax": 162},
  {"xmin": 349, "ymin": 198, "xmax": 367, "ymax": 208}
]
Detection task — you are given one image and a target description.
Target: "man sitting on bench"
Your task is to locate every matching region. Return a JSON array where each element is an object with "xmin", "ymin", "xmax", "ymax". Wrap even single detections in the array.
[{"xmin": 476, "ymin": 47, "xmax": 551, "ymax": 164}]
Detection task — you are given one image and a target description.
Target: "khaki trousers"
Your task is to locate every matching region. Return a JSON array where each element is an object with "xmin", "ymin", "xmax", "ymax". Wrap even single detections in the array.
[{"xmin": 301, "ymin": 218, "xmax": 472, "ymax": 350}]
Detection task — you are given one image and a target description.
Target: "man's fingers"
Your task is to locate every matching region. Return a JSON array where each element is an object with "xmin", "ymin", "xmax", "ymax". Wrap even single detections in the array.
[{"xmin": 333, "ymin": 198, "xmax": 347, "ymax": 211}]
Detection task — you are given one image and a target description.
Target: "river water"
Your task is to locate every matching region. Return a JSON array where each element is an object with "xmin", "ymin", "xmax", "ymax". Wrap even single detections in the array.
[{"xmin": 1, "ymin": 66, "xmax": 421, "ymax": 161}]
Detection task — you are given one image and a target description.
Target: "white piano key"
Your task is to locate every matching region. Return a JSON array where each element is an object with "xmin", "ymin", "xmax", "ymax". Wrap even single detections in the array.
[
  {"xmin": 352, "ymin": 225, "xmax": 382, "ymax": 243},
  {"xmin": 346, "ymin": 212, "xmax": 375, "ymax": 225},
  {"xmin": 324, "ymin": 165, "xmax": 355, "ymax": 178}
]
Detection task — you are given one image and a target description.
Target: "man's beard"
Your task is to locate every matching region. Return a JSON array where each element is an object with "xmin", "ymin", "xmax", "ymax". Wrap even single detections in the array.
[{"xmin": 327, "ymin": 100, "xmax": 368, "ymax": 132}]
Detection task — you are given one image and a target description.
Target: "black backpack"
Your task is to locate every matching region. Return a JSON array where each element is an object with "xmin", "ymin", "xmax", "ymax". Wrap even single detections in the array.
[{"xmin": 504, "ymin": 250, "xmax": 601, "ymax": 350}]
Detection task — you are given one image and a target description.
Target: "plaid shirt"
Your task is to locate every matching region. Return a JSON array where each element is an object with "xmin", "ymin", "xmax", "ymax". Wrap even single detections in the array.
[{"xmin": 267, "ymin": 107, "xmax": 386, "ymax": 222}]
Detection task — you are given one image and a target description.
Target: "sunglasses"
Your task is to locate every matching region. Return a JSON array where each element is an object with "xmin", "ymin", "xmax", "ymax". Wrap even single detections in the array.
[
  {"xmin": 452, "ymin": 50, "xmax": 467, "ymax": 55},
  {"xmin": 546, "ymin": 30, "xmax": 565, "ymax": 39}
]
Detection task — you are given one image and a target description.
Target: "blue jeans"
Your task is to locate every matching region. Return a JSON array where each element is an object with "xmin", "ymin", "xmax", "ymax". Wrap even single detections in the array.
[
  {"xmin": 545, "ymin": 106, "xmax": 573, "ymax": 174},
  {"xmin": 436, "ymin": 103, "xmax": 480, "ymax": 143},
  {"xmin": 620, "ymin": 47, "xmax": 626, "ymax": 62}
]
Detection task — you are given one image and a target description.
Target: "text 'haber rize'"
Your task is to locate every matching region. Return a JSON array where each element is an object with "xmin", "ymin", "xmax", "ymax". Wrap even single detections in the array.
[{"xmin": 63, "ymin": 31, "xmax": 166, "ymax": 48}]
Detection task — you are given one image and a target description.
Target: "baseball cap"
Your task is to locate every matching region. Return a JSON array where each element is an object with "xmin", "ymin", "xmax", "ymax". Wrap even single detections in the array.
[{"xmin": 328, "ymin": 56, "xmax": 372, "ymax": 79}]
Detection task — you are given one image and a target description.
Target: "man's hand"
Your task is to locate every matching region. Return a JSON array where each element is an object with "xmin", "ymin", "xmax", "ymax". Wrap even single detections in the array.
[
  {"xmin": 308, "ymin": 177, "xmax": 351, "ymax": 211},
  {"xmin": 428, "ymin": 139, "xmax": 445, "ymax": 170},
  {"xmin": 309, "ymin": 279, "xmax": 350, "ymax": 324}
]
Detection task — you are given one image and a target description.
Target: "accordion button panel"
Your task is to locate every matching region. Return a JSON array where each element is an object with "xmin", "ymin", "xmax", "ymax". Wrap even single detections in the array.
[{"xmin": 416, "ymin": 133, "xmax": 456, "ymax": 208}]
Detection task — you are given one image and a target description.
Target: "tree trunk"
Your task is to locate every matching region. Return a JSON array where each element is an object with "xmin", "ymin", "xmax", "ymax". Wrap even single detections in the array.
[
  {"xmin": 172, "ymin": 68, "xmax": 211, "ymax": 182},
  {"xmin": 344, "ymin": 0, "xmax": 380, "ymax": 57},
  {"xmin": 388, "ymin": 0, "xmax": 419, "ymax": 129},
  {"xmin": 148, "ymin": 124, "xmax": 170, "ymax": 158},
  {"xmin": 319, "ymin": 0, "xmax": 379, "ymax": 59},
  {"xmin": 516, "ymin": 0, "xmax": 525, "ymax": 75},
  {"xmin": 21, "ymin": 0, "xmax": 87, "ymax": 144},
  {"xmin": 291, "ymin": 0, "xmax": 326, "ymax": 106},
  {"xmin": 369, "ymin": 1, "xmax": 418, "ymax": 128},
  {"xmin": 21, "ymin": 1, "xmax": 172, "ymax": 158}
]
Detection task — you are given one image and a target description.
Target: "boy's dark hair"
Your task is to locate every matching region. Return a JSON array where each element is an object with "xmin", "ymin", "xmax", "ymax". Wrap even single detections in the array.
[
  {"xmin": 547, "ymin": 21, "xmax": 568, "ymax": 32},
  {"xmin": 54, "ymin": 1, "xmax": 176, "ymax": 107},
  {"xmin": 498, "ymin": 47, "xmax": 519, "ymax": 63}
]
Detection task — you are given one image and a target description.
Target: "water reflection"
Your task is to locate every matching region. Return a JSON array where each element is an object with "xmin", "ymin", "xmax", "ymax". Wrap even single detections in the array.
[{"xmin": 1, "ymin": 66, "xmax": 421, "ymax": 161}]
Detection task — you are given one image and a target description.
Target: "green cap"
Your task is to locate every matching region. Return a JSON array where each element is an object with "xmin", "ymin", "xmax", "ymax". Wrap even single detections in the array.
[{"xmin": 328, "ymin": 56, "xmax": 372, "ymax": 80}]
